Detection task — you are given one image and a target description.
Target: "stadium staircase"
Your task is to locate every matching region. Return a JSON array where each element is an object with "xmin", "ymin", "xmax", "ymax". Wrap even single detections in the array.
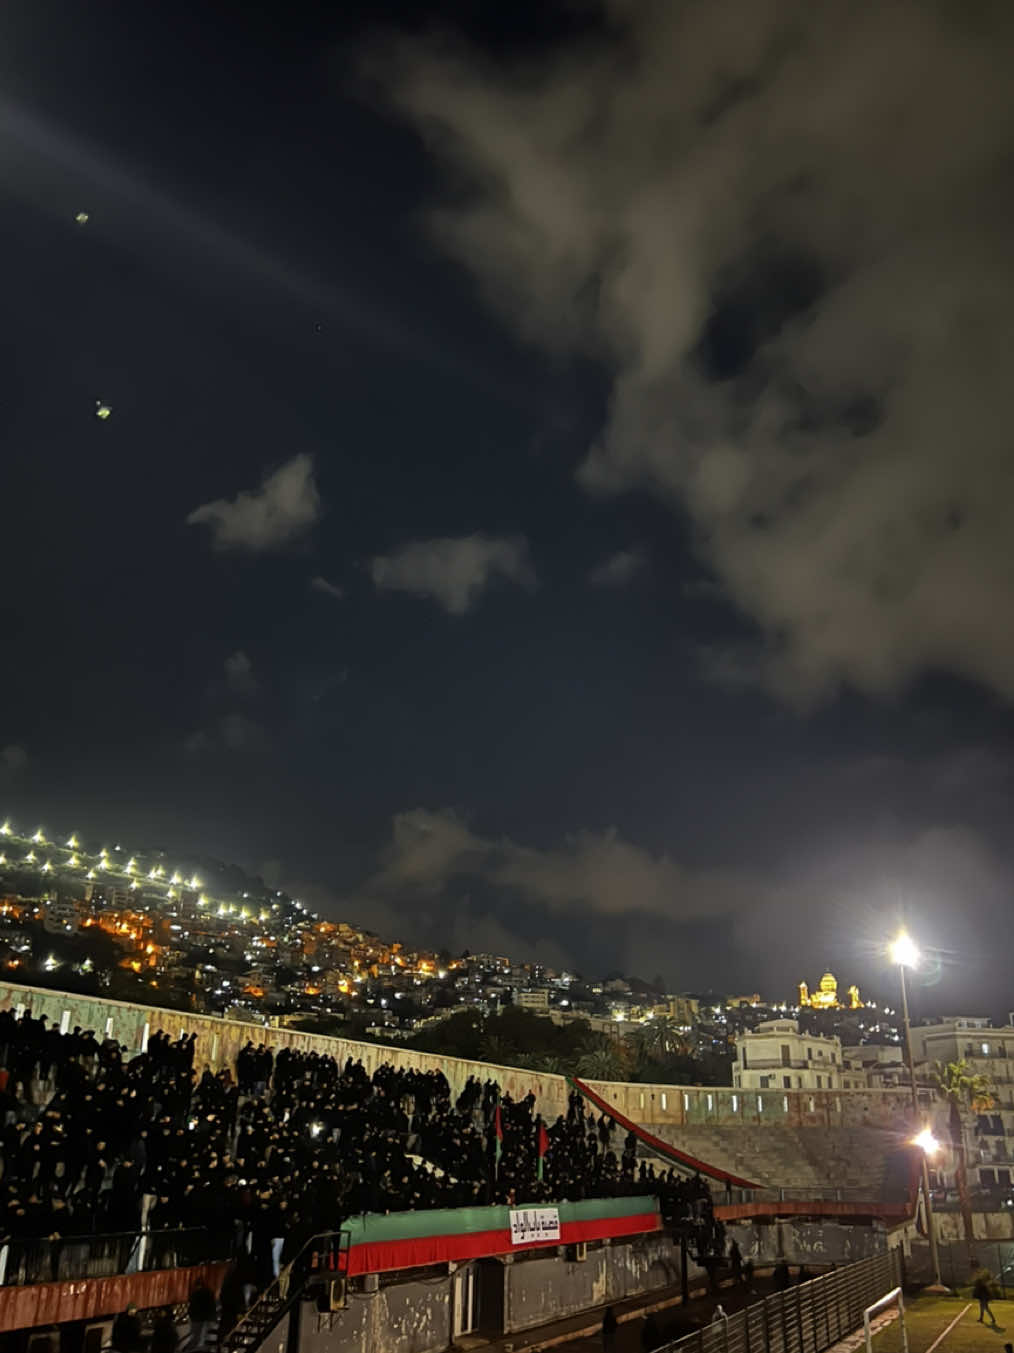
[{"xmin": 218, "ymin": 1231, "xmax": 348, "ymax": 1353}]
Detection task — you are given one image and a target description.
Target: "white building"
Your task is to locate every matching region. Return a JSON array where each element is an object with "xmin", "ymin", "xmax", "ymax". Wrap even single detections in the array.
[
  {"xmin": 732, "ymin": 1019, "xmax": 844, "ymax": 1092},
  {"xmin": 842, "ymin": 1044, "xmax": 907, "ymax": 1090},
  {"xmin": 909, "ymin": 1018, "xmax": 1014, "ymax": 1197}
]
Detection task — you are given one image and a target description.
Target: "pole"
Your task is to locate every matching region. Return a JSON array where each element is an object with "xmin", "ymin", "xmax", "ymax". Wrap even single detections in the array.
[{"xmin": 899, "ymin": 963, "xmax": 942, "ymax": 1287}]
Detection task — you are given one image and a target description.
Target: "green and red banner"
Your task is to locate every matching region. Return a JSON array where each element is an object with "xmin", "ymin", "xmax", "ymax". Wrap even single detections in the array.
[{"xmin": 343, "ymin": 1196, "xmax": 661, "ymax": 1275}]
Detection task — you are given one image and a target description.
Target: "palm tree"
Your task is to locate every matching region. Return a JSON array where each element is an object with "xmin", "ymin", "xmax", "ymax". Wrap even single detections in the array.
[
  {"xmin": 932, "ymin": 1059, "xmax": 994, "ymax": 1267},
  {"xmin": 479, "ymin": 1033, "xmax": 519, "ymax": 1067},
  {"xmin": 577, "ymin": 1044, "xmax": 627, "ymax": 1082}
]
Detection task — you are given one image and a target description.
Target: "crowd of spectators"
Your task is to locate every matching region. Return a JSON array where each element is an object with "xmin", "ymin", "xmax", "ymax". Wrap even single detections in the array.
[{"xmin": 0, "ymin": 1009, "xmax": 722, "ymax": 1288}]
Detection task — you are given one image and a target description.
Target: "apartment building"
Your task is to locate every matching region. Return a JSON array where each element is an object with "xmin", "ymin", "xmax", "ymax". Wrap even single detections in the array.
[
  {"xmin": 732, "ymin": 1018, "xmax": 845, "ymax": 1092},
  {"xmin": 909, "ymin": 1017, "xmax": 1014, "ymax": 1196}
]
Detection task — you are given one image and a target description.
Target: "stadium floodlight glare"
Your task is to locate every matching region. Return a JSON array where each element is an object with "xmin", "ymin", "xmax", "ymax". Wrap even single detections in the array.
[
  {"xmin": 889, "ymin": 931, "xmax": 919, "ymax": 968},
  {"xmin": 912, "ymin": 1128, "xmax": 940, "ymax": 1156}
]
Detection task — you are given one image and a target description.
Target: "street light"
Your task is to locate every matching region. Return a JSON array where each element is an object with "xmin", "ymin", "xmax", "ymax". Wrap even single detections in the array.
[
  {"xmin": 912, "ymin": 1128, "xmax": 940, "ymax": 1157},
  {"xmin": 891, "ymin": 931, "xmax": 944, "ymax": 1289}
]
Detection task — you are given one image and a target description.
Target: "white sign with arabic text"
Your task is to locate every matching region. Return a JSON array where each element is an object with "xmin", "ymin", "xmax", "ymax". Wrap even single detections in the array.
[{"xmin": 509, "ymin": 1206, "xmax": 561, "ymax": 1246}]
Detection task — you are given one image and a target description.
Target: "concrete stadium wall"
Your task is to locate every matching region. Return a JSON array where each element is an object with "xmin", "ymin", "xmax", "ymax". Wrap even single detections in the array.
[
  {"xmin": 0, "ymin": 981, "xmax": 914, "ymax": 1131},
  {"xmin": 725, "ymin": 1219, "xmax": 887, "ymax": 1267},
  {"xmin": 504, "ymin": 1234, "xmax": 687, "ymax": 1332},
  {"xmin": 272, "ymin": 1235, "xmax": 700, "ymax": 1353}
]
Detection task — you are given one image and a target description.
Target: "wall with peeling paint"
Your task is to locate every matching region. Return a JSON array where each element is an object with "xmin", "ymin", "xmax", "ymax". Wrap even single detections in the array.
[
  {"xmin": 285, "ymin": 1238, "xmax": 695, "ymax": 1353},
  {"xmin": 291, "ymin": 1269, "xmax": 456, "ymax": 1353},
  {"xmin": 504, "ymin": 1236, "xmax": 691, "ymax": 1333},
  {"xmin": 725, "ymin": 1219, "xmax": 887, "ymax": 1267}
]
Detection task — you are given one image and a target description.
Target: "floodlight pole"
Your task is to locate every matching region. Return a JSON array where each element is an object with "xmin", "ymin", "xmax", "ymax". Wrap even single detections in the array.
[{"xmin": 899, "ymin": 962, "xmax": 942, "ymax": 1287}]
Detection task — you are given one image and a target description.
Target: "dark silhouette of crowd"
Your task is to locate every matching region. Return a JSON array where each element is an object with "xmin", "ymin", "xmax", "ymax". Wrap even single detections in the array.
[{"xmin": 0, "ymin": 1009, "xmax": 721, "ymax": 1289}]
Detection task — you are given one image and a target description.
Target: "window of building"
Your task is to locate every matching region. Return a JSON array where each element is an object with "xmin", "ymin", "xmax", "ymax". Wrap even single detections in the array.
[
  {"xmin": 760, "ymin": 1076, "xmax": 770, "ymax": 1089},
  {"xmin": 783, "ymin": 1096, "xmax": 789, "ymax": 1113},
  {"xmin": 757, "ymin": 1096, "xmax": 764, "ymax": 1113},
  {"xmin": 807, "ymin": 1048, "xmax": 813, "ymax": 1060},
  {"xmin": 981, "ymin": 1168, "xmax": 996, "ymax": 1187},
  {"xmin": 683, "ymin": 1093, "xmax": 690, "ymax": 1112},
  {"xmin": 783, "ymin": 1076, "xmax": 791, "ymax": 1088},
  {"xmin": 809, "ymin": 1097, "xmax": 816, "ymax": 1113},
  {"xmin": 707, "ymin": 1093, "xmax": 714, "ymax": 1113},
  {"xmin": 982, "ymin": 1043, "xmax": 992, "ymax": 1057},
  {"xmin": 639, "ymin": 1092, "xmax": 645, "ymax": 1109},
  {"xmin": 780, "ymin": 1044, "xmax": 791, "ymax": 1066},
  {"xmin": 661, "ymin": 1093, "xmax": 668, "ymax": 1111},
  {"xmin": 731, "ymin": 1095, "xmax": 739, "ymax": 1113},
  {"xmin": 999, "ymin": 1169, "xmax": 1011, "ymax": 1187},
  {"xmin": 816, "ymin": 1075, "xmax": 822, "ymax": 1089}
]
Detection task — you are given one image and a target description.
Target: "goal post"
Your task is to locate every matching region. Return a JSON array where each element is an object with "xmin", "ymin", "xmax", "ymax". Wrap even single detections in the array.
[{"xmin": 864, "ymin": 1285, "xmax": 908, "ymax": 1353}]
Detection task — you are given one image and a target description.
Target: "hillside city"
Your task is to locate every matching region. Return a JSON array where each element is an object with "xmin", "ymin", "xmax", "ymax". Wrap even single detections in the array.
[{"xmin": 0, "ymin": 813, "xmax": 910, "ymax": 1087}]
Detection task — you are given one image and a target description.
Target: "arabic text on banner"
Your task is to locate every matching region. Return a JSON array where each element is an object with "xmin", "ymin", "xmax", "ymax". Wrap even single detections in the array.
[{"xmin": 509, "ymin": 1207, "xmax": 561, "ymax": 1245}]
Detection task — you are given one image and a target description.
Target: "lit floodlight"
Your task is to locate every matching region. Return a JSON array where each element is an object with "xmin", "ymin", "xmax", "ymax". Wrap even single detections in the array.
[
  {"xmin": 66, "ymin": 834, "xmax": 79, "ymax": 849},
  {"xmin": 0, "ymin": 822, "xmax": 10, "ymax": 836},
  {"xmin": 912, "ymin": 1128, "xmax": 940, "ymax": 1156},
  {"xmin": 889, "ymin": 932, "xmax": 919, "ymax": 968}
]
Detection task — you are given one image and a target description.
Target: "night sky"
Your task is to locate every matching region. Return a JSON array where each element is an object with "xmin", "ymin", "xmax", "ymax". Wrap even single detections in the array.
[{"xmin": 3, "ymin": 0, "xmax": 1013, "ymax": 1013}]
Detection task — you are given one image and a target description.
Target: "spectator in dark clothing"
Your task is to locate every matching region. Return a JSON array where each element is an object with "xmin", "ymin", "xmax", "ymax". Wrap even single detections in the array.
[
  {"xmin": 185, "ymin": 1281, "xmax": 218, "ymax": 1351},
  {"xmin": 728, "ymin": 1238, "xmax": 742, "ymax": 1282},
  {"xmin": 111, "ymin": 1303, "xmax": 143, "ymax": 1353},
  {"xmin": 602, "ymin": 1307, "xmax": 618, "ymax": 1353},
  {"xmin": 641, "ymin": 1313, "xmax": 661, "ymax": 1353},
  {"xmin": 151, "ymin": 1308, "xmax": 179, "ymax": 1353},
  {"xmin": 773, "ymin": 1260, "xmax": 791, "ymax": 1291}
]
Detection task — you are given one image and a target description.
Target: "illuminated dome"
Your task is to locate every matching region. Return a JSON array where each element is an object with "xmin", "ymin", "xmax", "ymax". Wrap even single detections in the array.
[{"xmin": 819, "ymin": 971, "xmax": 837, "ymax": 994}]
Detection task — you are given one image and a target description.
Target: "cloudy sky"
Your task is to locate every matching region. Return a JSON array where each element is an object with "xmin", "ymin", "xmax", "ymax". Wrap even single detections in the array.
[{"xmin": 3, "ymin": 0, "xmax": 1012, "ymax": 1012}]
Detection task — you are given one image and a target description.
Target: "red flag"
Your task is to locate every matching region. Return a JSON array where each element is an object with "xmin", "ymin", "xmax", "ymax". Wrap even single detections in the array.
[{"xmin": 537, "ymin": 1122, "xmax": 549, "ymax": 1181}]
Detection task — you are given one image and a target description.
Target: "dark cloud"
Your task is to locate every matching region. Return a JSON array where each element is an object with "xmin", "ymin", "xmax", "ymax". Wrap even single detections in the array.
[
  {"xmin": 342, "ymin": 805, "xmax": 1009, "ymax": 1006},
  {"xmin": 589, "ymin": 548, "xmax": 646, "ymax": 587},
  {"xmin": 370, "ymin": 533, "xmax": 535, "ymax": 614},
  {"xmin": 187, "ymin": 454, "xmax": 321, "ymax": 551},
  {"xmin": 224, "ymin": 650, "xmax": 258, "ymax": 696},
  {"xmin": 375, "ymin": 0, "xmax": 1014, "ymax": 704},
  {"xmin": 310, "ymin": 575, "xmax": 345, "ymax": 601}
]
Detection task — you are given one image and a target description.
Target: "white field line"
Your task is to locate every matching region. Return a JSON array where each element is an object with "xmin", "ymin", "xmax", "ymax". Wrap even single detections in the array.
[{"xmin": 923, "ymin": 1302, "xmax": 972, "ymax": 1353}]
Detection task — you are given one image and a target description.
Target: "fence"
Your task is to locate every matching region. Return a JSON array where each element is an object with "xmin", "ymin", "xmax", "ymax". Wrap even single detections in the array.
[
  {"xmin": 657, "ymin": 1252, "xmax": 901, "ymax": 1353},
  {"xmin": 0, "ymin": 1227, "xmax": 218, "ymax": 1287},
  {"xmin": 935, "ymin": 1240, "xmax": 1014, "ymax": 1293}
]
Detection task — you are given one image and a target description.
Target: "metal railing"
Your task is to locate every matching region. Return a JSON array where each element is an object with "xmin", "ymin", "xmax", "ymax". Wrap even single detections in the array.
[
  {"xmin": 219, "ymin": 1230, "xmax": 348, "ymax": 1353},
  {"xmin": 656, "ymin": 1252, "xmax": 901, "ymax": 1353},
  {"xmin": 0, "ymin": 1227, "xmax": 221, "ymax": 1287},
  {"xmin": 715, "ymin": 1187, "xmax": 895, "ymax": 1206},
  {"xmin": 934, "ymin": 1240, "xmax": 1014, "ymax": 1293}
]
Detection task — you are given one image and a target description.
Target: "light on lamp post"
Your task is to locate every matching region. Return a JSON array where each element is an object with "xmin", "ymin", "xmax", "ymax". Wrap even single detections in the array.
[
  {"xmin": 912, "ymin": 1128, "xmax": 940, "ymax": 1157},
  {"xmin": 890, "ymin": 931, "xmax": 944, "ymax": 1289}
]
